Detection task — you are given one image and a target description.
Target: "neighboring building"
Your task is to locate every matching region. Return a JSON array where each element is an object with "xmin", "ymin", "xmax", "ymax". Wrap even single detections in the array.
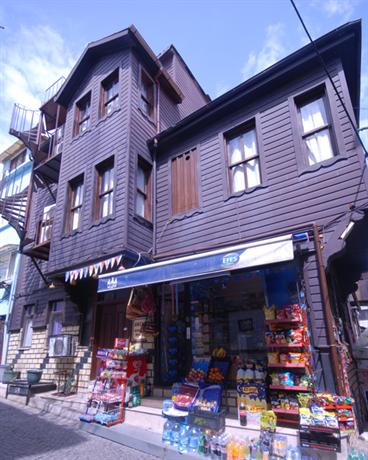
[
  {"xmin": 3, "ymin": 21, "xmax": 368, "ymax": 430},
  {"xmin": 0, "ymin": 140, "xmax": 32, "ymax": 364}
]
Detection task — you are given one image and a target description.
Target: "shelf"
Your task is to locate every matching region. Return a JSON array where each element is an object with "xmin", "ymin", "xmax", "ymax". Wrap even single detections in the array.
[
  {"xmin": 276, "ymin": 417, "xmax": 300, "ymax": 424},
  {"xmin": 338, "ymin": 417, "xmax": 353, "ymax": 422},
  {"xmin": 273, "ymin": 408, "xmax": 299, "ymax": 415},
  {"xmin": 300, "ymin": 425, "xmax": 339, "ymax": 434},
  {"xmin": 266, "ymin": 319, "xmax": 302, "ymax": 325},
  {"xmin": 269, "ymin": 385, "xmax": 311, "ymax": 392},
  {"xmin": 268, "ymin": 363, "xmax": 306, "ymax": 368},
  {"xmin": 266, "ymin": 344, "xmax": 305, "ymax": 348}
]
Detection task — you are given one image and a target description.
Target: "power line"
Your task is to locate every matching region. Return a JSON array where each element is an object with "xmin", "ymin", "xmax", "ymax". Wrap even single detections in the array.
[{"xmin": 289, "ymin": 0, "xmax": 368, "ymax": 159}]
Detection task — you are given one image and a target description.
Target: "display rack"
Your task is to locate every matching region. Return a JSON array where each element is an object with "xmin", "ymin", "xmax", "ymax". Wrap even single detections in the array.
[{"xmin": 266, "ymin": 306, "xmax": 313, "ymax": 427}]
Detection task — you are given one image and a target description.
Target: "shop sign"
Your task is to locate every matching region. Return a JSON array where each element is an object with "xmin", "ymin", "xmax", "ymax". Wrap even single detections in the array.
[
  {"xmin": 132, "ymin": 318, "xmax": 146, "ymax": 342},
  {"xmin": 98, "ymin": 235, "xmax": 294, "ymax": 292}
]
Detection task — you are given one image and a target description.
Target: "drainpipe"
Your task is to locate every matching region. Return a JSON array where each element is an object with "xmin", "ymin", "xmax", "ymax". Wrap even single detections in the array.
[
  {"xmin": 313, "ymin": 223, "xmax": 345, "ymax": 394},
  {"xmin": 151, "ymin": 77, "xmax": 160, "ymax": 258}
]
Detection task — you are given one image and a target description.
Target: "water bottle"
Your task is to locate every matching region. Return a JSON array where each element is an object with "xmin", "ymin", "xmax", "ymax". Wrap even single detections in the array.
[
  {"xmin": 188, "ymin": 426, "xmax": 200, "ymax": 453},
  {"xmin": 178, "ymin": 425, "xmax": 190, "ymax": 453},
  {"xmin": 162, "ymin": 419, "xmax": 172, "ymax": 445},
  {"xmin": 171, "ymin": 421, "xmax": 181, "ymax": 447}
]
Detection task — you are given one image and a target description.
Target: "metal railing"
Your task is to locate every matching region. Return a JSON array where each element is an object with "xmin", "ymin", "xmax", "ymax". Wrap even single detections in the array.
[
  {"xmin": 43, "ymin": 76, "xmax": 66, "ymax": 104},
  {"xmin": 9, "ymin": 104, "xmax": 40, "ymax": 145}
]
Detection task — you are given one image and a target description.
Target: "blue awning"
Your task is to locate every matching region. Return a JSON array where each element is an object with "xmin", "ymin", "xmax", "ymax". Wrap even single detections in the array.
[{"xmin": 98, "ymin": 235, "xmax": 294, "ymax": 292}]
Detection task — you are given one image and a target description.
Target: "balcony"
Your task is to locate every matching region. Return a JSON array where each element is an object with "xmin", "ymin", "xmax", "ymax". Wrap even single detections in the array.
[
  {"xmin": 34, "ymin": 125, "xmax": 64, "ymax": 183},
  {"xmin": 41, "ymin": 77, "xmax": 67, "ymax": 131}
]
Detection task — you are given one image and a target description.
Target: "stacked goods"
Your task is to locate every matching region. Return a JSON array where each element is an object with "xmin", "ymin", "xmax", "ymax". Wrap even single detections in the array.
[
  {"xmin": 207, "ymin": 350, "xmax": 230, "ymax": 384},
  {"xmin": 237, "ymin": 360, "xmax": 268, "ymax": 419},
  {"xmin": 265, "ymin": 328, "xmax": 304, "ymax": 346},
  {"xmin": 267, "ymin": 352, "xmax": 308, "ymax": 365},
  {"xmin": 314, "ymin": 393, "xmax": 355, "ymax": 433},
  {"xmin": 270, "ymin": 392, "xmax": 299, "ymax": 411},
  {"xmin": 264, "ymin": 304, "xmax": 302, "ymax": 321},
  {"xmin": 269, "ymin": 372, "xmax": 311, "ymax": 389}
]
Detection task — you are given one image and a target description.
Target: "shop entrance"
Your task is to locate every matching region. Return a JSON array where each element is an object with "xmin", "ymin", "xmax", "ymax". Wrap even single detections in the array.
[{"xmin": 91, "ymin": 291, "xmax": 130, "ymax": 377}]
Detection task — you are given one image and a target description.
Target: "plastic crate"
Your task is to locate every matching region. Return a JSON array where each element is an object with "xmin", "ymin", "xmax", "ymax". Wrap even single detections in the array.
[{"xmin": 188, "ymin": 408, "xmax": 226, "ymax": 432}]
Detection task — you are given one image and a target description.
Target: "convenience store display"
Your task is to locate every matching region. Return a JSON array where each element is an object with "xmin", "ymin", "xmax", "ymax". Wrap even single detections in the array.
[
  {"xmin": 265, "ymin": 304, "xmax": 313, "ymax": 426},
  {"xmin": 80, "ymin": 340, "xmax": 147, "ymax": 426}
]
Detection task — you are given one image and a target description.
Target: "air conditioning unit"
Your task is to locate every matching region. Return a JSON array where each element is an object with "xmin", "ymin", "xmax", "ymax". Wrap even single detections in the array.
[{"xmin": 49, "ymin": 335, "xmax": 72, "ymax": 357}]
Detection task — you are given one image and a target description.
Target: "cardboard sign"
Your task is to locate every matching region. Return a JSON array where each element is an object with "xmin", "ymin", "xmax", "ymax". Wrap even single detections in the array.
[
  {"xmin": 132, "ymin": 318, "xmax": 146, "ymax": 342},
  {"xmin": 114, "ymin": 338, "xmax": 129, "ymax": 349}
]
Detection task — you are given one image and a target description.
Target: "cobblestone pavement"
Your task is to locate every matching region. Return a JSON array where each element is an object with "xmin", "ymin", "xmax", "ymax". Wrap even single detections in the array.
[{"xmin": 0, "ymin": 399, "xmax": 158, "ymax": 460}]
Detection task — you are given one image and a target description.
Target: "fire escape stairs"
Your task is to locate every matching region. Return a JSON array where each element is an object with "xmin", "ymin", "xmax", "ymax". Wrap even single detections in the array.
[{"xmin": 0, "ymin": 188, "xmax": 28, "ymax": 240}]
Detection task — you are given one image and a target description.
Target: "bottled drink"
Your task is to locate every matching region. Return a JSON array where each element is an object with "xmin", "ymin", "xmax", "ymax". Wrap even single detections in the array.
[
  {"xmin": 171, "ymin": 422, "xmax": 181, "ymax": 447},
  {"xmin": 239, "ymin": 401, "xmax": 247, "ymax": 426},
  {"xmin": 178, "ymin": 425, "xmax": 190, "ymax": 453},
  {"xmin": 188, "ymin": 427, "xmax": 200, "ymax": 453},
  {"xmin": 162, "ymin": 419, "xmax": 172, "ymax": 445},
  {"xmin": 220, "ymin": 435, "xmax": 228, "ymax": 460}
]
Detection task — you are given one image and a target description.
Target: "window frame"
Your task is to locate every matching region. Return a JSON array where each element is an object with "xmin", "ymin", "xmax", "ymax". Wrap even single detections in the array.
[
  {"xmin": 21, "ymin": 305, "xmax": 34, "ymax": 348},
  {"xmin": 65, "ymin": 175, "xmax": 84, "ymax": 234},
  {"xmin": 99, "ymin": 68, "xmax": 120, "ymax": 118},
  {"xmin": 225, "ymin": 123, "xmax": 262, "ymax": 194},
  {"xmin": 94, "ymin": 156, "xmax": 115, "ymax": 222},
  {"xmin": 74, "ymin": 91, "xmax": 91, "ymax": 137},
  {"xmin": 37, "ymin": 204, "xmax": 55, "ymax": 245},
  {"xmin": 139, "ymin": 66, "xmax": 155, "ymax": 121},
  {"xmin": 48, "ymin": 300, "xmax": 64, "ymax": 340},
  {"xmin": 9, "ymin": 149, "xmax": 27, "ymax": 173},
  {"xmin": 289, "ymin": 80, "xmax": 346, "ymax": 175},
  {"xmin": 135, "ymin": 157, "xmax": 152, "ymax": 222},
  {"xmin": 170, "ymin": 147, "xmax": 200, "ymax": 217}
]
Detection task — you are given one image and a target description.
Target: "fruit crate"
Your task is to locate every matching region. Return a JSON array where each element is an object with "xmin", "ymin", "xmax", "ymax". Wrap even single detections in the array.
[
  {"xmin": 207, "ymin": 357, "xmax": 231, "ymax": 384},
  {"xmin": 188, "ymin": 407, "xmax": 226, "ymax": 432}
]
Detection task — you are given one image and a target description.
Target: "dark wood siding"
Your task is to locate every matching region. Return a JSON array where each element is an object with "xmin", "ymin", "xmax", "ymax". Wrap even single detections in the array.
[
  {"xmin": 48, "ymin": 50, "xmax": 131, "ymax": 274},
  {"xmin": 155, "ymin": 61, "xmax": 367, "ymax": 258}
]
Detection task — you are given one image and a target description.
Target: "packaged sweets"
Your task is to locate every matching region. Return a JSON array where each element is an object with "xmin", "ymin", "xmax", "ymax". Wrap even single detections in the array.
[
  {"xmin": 297, "ymin": 392, "xmax": 313, "ymax": 408},
  {"xmin": 260, "ymin": 410, "xmax": 277, "ymax": 431},
  {"xmin": 278, "ymin": 372, "xmax": 294, "ymax": 386},
  {"xmin": 267, "ymin": 353, "xmax": 279, "ymax": 364}
]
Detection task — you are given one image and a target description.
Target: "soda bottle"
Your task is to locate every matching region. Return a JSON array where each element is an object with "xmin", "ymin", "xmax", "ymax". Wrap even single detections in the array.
[
  {"xmin": 239, "ymin": 401, "xmax": 247, "ymax": 426},
  {"xmin": 162, "ymin": 419, "xmax": 172, "ymax": 445}
]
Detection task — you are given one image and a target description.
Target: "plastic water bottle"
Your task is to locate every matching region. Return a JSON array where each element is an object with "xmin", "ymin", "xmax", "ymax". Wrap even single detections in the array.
[
  {"xmin": 188, "ymin": 426, "xmax": 200, "ymax": 453},
  {"xmin": 162, "ymin": 419, "xmax": 172, "ymax": 445},
  {"xmin": 171, "ymin": 421, "xmax": 181, "ymax": 447},
  {"xmin": 178, "ymin": 425, "xmax": 190, "ymax": 453}
]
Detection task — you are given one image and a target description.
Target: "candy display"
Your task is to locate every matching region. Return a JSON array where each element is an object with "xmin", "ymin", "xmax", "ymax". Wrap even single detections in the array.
[
  {"xmin": 275, "ymin": 304, "xmax": 302, "ymax": 321},
  {"xmin": 192, "ymin": 384, "xmax": 222, "ymax": 413},
  {"xmin": 265, "ymin": 328, "xmax": 304, "ymax": 346},
  {"xmin": 173, "ymin": 383, "xmax": 199, "ymax": 410},
  {"xmin": 187, "ymin": 357, "xmax": 210, "ymax": 383},
  {"xmin": 271, "ymin": 392, "xmax": 299, "ymax": 411}
]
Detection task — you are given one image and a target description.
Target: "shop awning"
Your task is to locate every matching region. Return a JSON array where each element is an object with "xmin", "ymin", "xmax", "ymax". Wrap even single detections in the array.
[{"xmin": 98, "ymin": 235, "xmax": 294, "ymax": 292}]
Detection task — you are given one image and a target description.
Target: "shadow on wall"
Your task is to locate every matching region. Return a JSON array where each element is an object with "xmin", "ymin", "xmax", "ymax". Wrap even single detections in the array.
[{"xmin": 0, "ymin": 400, "xmax": 87, "ymax": 458}]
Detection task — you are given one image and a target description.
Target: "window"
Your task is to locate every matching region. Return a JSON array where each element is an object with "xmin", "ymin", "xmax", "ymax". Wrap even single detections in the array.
[
  {"xmin": 38, "ymin": 204, "xmax": 55, "ymax": 244},
  {"xmin": 21, "ymin": 305, "xmax": 34, "ymax": 348},
  {"xmin": 66, "ymin": 176, "xmax": 84, "ymax": 232},
  {"xmin": 49, "ymin": 301, "xmax": 63, "ymax": 338},
  {"xmin": 227, "ymin": 127, "xmax": 261, "ymax": 193},
  {"xmin": 74, "ymin": 92, "xmax": 91, "ymax": 136},
  {"xmin": 136, "ymin": 159, "xmax": 152, "ymax": 221},
  {"xmin": 297, "ymin": 91, "xmax": 334, "ymax": 166},
  {"xmin": 53, "ymin": 125, "xmax": 64, "ymax": 156},
  {"xmin": 171, "ymin": 148, "xmax": 199, "ymax": 215},
  {"xmin": 100, "ymin": 69, "xmax": 119, "ymax": 117},
  {"xmin": 140, "ymin": 69, "xmax": 154, "ymax": 118},
  {"xmin": 95, "ymin": 158, "xmax": 114, "ymax": 219},
  {"xmin": 9, "ymin": 150, "xmax": 27, "ymax": 172}
]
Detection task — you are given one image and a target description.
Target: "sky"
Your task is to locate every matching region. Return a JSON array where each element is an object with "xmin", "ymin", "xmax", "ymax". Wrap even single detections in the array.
[{"xmin": 0, "ymin": 0, "xmax": 367, "ymax": 152}]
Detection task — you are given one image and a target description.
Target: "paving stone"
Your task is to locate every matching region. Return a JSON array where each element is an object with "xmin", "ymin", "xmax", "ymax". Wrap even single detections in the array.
[{"xmin": 0, "ymin": 398, "xmax": 158, "ymax": 460}]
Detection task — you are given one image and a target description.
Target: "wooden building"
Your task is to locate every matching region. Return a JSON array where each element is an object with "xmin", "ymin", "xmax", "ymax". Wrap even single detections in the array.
[{"xmin": 2, "ymin": 21, "xmax": 368, "ymax": 426}]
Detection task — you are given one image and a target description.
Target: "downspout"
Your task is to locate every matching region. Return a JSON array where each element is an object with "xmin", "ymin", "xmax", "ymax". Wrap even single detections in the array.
[
  {"xmin": 152, "ymin": 77, "xmax": 160, "ymax": 257},
  {"xmin": 313, "ymin": 223, "xmax": 345, "ymax": 394}
]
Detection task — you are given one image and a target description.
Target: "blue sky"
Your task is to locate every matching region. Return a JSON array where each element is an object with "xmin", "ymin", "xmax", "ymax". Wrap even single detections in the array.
[{"xmin": 0, "ymin": 0, "xmax": 367, "ymax": 151}]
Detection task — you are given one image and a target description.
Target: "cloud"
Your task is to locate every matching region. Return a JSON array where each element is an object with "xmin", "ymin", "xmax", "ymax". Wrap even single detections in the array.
[
  {"xmin": 320, "ymin": 0, "xmax": 357, "ymax": 18},
  {"xmin": 241, "ymin": 23, "xmax": 286, "ymax": 81},
  {"xmin": 0, "ymin": 25, "xmax": 76, "ymax": 152}
]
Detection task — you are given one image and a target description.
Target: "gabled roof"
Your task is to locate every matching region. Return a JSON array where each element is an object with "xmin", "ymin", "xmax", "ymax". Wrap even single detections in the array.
[
  {"xmin": 56, "ymin": 25, "xmax": 184, "ymax": 107},
  {"xmin": 150, "ymin": 20, "xmax": 362, "ymax": 149},
  {"xmin": 158, "ymin": 45, "xmax": 211, "ymax": 103}
]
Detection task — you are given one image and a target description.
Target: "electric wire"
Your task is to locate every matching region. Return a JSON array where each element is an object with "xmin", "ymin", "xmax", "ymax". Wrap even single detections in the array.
[{"xmin": 289, "ymin": 0, "xmax": 368, "ymax": 159}]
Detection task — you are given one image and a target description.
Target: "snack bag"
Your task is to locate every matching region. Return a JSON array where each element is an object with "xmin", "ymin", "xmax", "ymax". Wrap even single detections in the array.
[
  {"xmin": 264, "ymin": 304, "xmax": 276, "ymax": 320},
  {"xmin": 267, "ymin": 353, "xmax": 279, "ymax": 364}
]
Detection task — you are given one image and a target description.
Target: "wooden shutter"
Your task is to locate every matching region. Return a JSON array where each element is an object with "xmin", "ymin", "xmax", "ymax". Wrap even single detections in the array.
[
  {"xmin": 171, "ymin": 148, "xmax": 198, "ymax": 215},
  {"xmin": 8, "ymin": 300, "xmax": 23, "ymax": 332}
]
